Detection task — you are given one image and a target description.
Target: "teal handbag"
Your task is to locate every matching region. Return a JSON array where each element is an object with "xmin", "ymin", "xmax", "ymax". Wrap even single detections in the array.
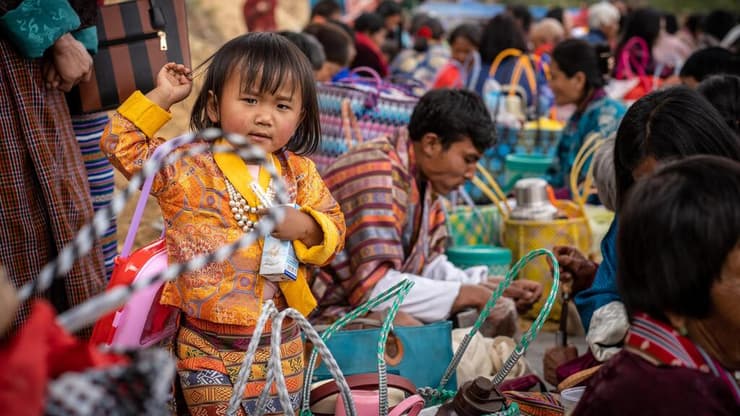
[{"xmin": 311, "ymin": 320, "xmax": 457, "ymax": 391}]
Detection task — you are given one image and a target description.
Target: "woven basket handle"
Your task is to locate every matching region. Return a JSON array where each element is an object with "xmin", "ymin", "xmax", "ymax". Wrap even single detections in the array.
[
  {"xmin": 243, "ymin": 306, "xmax": 357, "ymax": 416},
  {"xmin": 471, "ymin": 163, "xmax": 511, "ymax": 220},
  {"xmin": 301, "ymin": 279, "xmax": 415, "ymax": 416},
  {"xmin": 434, "ymin": 249, "xmax": 560, "ymax": 389},
  {"xmin": 569, "ymin": 132, "xmax": 605, "ymax": 210}
]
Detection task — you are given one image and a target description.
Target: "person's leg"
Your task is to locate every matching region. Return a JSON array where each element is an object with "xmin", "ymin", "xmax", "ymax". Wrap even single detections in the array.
[
  {"xmin": 176, "ymin": 317, "xmax": 305, "ymax": 415},
  {"xmin": 70, "ymin": 112, "xmax": 117, "ymax": 280}
]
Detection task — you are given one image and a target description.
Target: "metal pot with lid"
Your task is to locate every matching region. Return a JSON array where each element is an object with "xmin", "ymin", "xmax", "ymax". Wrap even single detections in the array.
[{"xmin": 509, "ymin": 178, "xmax": 558, "ymax": 221}]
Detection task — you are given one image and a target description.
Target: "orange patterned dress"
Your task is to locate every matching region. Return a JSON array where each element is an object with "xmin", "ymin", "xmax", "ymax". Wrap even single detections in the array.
[{"xmin": 101, "ymin": 91, "xmax": 345, "ymax": 415}]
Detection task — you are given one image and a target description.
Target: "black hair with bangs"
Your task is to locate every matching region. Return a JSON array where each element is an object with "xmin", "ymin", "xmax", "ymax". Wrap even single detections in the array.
[{"xmin": 190, "ymin": 32, "xmax": 321, "ymax": 155}]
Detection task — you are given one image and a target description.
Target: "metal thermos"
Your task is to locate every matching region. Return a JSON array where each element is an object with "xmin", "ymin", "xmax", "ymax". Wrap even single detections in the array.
[{"xmin": 509, "ymin": 178, "xmax": 558, "ymax": 221}]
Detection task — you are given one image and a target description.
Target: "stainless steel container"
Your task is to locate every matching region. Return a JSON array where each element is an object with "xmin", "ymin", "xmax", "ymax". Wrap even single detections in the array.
[{"xmin": 510, "ymin": 178, "xmax": 559, "ymax": 221}]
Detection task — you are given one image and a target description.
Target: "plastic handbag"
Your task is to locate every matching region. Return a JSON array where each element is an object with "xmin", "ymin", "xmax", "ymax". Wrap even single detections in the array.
[
  {"xmin": 443, "ymin": 188, "xmax": 502, "ymax": 248},
  {"xmin": 310, "ymin": 319, "xmax": 457, "ymax": 392},
  {"xmin": 470, "ymin": 135, "xmax": 604, "ymax": 322},
  {"xmin": 467, "ymin": 113, "xmax": 563, "ymax": 202},
  {"xmin": 313, "ymin": 67, "xmax": 420, "ymax": 172},
  {"xmin": 89, "ymin": 135, "xmax": 195, "ymax": 348},
  {"xmin": 614, "ymin": 36, "xmax": 664, "ymax": 102}
]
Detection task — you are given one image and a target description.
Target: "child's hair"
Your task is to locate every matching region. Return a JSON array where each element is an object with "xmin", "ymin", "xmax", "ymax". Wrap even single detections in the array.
[
  {"xmin": 277, "ymin": 31, "xmax": 326, "ymax": 72},
  {"xmin": 698, "ymin": 74, "xmax": 740, "ymax": 135},
  {"xmin": 190, "ymin": 32, "xmax": 321, "ymax": 155},
  {"xmin": 408, "ymin": 89, "xmax": 495, "ymax": 153},
  {"xmin": 618, "ymin": 155, "xmax": 740, "ymax": 321}
]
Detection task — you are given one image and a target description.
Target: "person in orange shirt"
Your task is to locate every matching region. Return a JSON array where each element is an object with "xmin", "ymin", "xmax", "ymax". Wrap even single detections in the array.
[{"xmin": 101, "ymin": 32, "xmax": 345, "ymax": 415}]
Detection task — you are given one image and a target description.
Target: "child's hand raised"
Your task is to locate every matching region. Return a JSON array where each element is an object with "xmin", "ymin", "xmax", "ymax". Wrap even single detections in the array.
[
  {"xmin": 146, "ymin": 62, "xmax": 192, "ymax": 110},
  {"xmin": 264, "ymin": 206, "xmax": 323, "ymax": 248}
]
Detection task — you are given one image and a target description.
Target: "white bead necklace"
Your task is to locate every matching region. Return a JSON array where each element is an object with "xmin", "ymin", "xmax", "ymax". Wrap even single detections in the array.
[{"xmin": 224, "ymin": 179, "xmax": 275, "ymax": 233}]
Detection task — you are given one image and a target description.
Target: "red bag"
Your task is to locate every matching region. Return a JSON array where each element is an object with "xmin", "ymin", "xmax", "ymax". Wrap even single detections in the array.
[{"xmin": 89, "ymin": 139, "xmax": 190, "ymax": 348}]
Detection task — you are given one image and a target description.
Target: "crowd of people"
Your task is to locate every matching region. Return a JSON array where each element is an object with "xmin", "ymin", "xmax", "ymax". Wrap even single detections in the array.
[{"xmin": 0, "ymin": 0, "xmax": 738, "ymax": 415}]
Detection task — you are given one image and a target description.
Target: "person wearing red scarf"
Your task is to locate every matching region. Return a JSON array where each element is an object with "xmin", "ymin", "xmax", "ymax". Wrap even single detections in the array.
[{"xmin": 574, "ymin": 156, "xmax": 740, "ymax": 415}]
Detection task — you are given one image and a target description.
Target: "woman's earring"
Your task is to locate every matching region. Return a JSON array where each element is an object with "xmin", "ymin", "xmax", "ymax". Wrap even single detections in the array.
[{"xmin": 678, "ymin": 326, "xmax": 688, "ymax": 337}]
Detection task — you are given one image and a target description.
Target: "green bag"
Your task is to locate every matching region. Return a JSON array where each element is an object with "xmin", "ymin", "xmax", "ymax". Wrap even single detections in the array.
[{"xmin": 445, "ymin": 203, "xmax": 502, "ymax": 247}]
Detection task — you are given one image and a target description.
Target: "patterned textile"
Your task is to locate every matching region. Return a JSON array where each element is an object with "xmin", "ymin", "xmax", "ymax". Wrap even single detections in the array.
[
  {"xmin": 101, "ymin": 92, "xmax": 345, "ymax": 326},
  {"xmin": 177, "ymin": 317, "xmax": 304, "ymax": 416},
  {"xmin": 625, "ymin": 313, "xmax": 740, "ymax": 403},
  {"xmin": 574, "ymin": 314, "xmax": 740, "ymax": 415},
  {"xmin": 502, "ymin": 391, "xmax": 562, "ymax": 416},
  {"xmin": 312, "ymin": 128, "xmax": 448, "ymax": 316},
  {"xmin": 546, "ymin": 89, "xmax": 626, "ymax": 189},
  {"xmin": 72, "ymin": 112, "xmax": 117, "ymax": 279},
  {"xmin": 0, "ymin": 38, "xmax": 106, "ymax": 327},
  {"xmin": 46, "ymin": 348, "xmax": 175, "ymax": 416}
]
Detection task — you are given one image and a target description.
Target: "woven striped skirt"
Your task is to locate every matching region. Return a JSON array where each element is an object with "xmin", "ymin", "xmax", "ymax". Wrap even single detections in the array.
[
  {"xmin": 71, "ymin": 112, "xmax": 117, "ymax": 279},
  {"xmin": 176, "ymin": 316, "xmax": 304, "ymax": 415}
]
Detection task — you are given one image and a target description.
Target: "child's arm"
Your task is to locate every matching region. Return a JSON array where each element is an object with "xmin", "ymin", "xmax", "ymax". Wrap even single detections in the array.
[
  {"xmin": 100, "ymin": 63, "xmax": 192, "ymax": 193},
  {"xmin": 268, "ymin": 158, "xmax": 345, "ymax": 266}
]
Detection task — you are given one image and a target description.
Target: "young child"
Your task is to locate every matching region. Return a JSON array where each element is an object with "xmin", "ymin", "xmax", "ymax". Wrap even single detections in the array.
[{"xmin": 101, "ymin": 32, "xmax": 345, "ymax": 415}]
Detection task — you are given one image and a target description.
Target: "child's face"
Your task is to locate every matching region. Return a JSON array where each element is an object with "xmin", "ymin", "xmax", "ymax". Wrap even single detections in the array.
[{"xmin": 208, "ymin": 70, "xmax": 302, "ymax": 154}]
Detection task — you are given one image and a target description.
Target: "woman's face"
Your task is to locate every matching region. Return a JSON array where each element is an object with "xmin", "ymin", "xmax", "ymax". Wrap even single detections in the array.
[
  {"xmin": 548, "ymin": 61, "xmax": 586, "ymax": 106},
  {"xmin": 690, "ymin": 245, "xmax": 740, "ymax": 371},
  {"xmin": 450, "ymin": 36, "xmax": 476, "ymax": 66}
]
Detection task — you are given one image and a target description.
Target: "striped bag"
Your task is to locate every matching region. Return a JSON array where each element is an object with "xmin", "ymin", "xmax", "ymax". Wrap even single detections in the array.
[{"xmin": 312, "ymin": 67, "xmax": 419, "ymax": 173}]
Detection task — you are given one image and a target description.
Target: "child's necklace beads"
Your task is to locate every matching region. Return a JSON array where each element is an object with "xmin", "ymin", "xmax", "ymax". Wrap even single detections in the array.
[{"xmin": 224, "ymin": 179, "xmax": 275, "ymax": 233}]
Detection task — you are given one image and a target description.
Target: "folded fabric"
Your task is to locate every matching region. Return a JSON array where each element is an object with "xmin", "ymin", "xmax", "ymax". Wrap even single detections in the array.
[{"xmin": 0, "ymin": 0, "xmax": 81, "ymax": 58}]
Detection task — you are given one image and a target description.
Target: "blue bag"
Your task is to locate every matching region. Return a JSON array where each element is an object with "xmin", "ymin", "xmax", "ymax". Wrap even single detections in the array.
[{"xmin": 311, "ymin": 320, "xmax": 457, "ymax": 391}]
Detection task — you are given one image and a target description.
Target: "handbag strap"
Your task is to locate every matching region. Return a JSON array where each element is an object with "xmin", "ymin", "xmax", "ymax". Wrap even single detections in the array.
[
  {"xmin": 301, "ymin": 279, "xmax": 415, "ymax": 416},
  {"xmin": 569, "ymin": 132, "xmax": 605, "ymax": 210},
  {"xmin": 231, "ymin": 306, "xmax": 357, "ymax": 416},
  {"xmin": 617, "ymin": 36, "xmax": 649, "ymax": 79},
  {"xmin": 425, "ymin": 249, "xmax": 561, "ymax": 393},
  {"xmin": 120, "ymin": 134, "xmax": 192, "ymax": 257},
  {"xmin": 471, "ymin": 163, "xmax": 511, "ymax": 220},
  {"xmin": 340, "ymin": 98, "xmax": 364, "ymax": 149}
]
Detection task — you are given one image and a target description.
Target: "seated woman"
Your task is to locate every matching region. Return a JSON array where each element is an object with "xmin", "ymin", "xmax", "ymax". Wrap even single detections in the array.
[
  {"xmin": 545, "ymin": 39, "xmax": 626, "ymax": 190},
  {"xmin": 474, "ymin": 13, "xmax": 549, "ymax": 115},
  {"xmin": 573, "ymin": 155, "xmax": 740, "ymax": 414},
  {"xmin": 546, "ymin": 87, "xmax": 740, "ymax": 383},
  {"xmin": 614, "ymin": 8, "xmax": 672, "ymax": 79}
]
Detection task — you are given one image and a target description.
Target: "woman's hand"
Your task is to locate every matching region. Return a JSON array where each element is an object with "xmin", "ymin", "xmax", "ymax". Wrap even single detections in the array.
[
  {"xmin": 146, "ymin": 63, "xmax": 192, "ymax": 110},
  {"xmin": 47, "ymin": 33, "xmax": 93, "ymax": 92},
  {"xmin": 483, "ymin": 277, "xmax": 543, "ymax": 314},
  {"xmin": 266, "ymin": 206, "xmax": 323, "ymax": 247},
  {"xmin": 552, "ymin": 246, "xmax": 598, "ymax": 295}
]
